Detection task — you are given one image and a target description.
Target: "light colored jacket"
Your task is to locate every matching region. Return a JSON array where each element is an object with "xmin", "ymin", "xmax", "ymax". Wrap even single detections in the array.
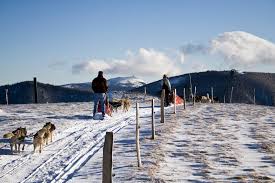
[{"xmin": 162, "ymin": 77, "xmax": 171, "ymax": 92}]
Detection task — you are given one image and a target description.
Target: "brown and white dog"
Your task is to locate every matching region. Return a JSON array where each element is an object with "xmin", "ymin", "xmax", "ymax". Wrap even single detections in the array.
[
  {"xmin": 43, "ymin": 122, "xmax": 56, "ymax": 144},
  {"xmin": 33, "ymin": 132, "xmax": 44, "ymax": 153},
  {"xmin": 122, "ymin": 98, "xmax": 131, "ymax": 112},
  {"xmin": 3, "ymin": 127, "xmax": 27, "ymax": 154},
  {"xmin": 33, "ymin": 122, "xmax": 56, "ymax": 153}
]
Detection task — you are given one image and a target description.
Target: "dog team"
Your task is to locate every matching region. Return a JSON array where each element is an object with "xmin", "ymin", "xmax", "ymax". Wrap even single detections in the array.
[
  {"xmin": 109, "ymin": 97, "xmax": 131, "ymax": 113},
  {"xmin": 3, "ymin": 122, "xmax": 56, "ymax": 154}
]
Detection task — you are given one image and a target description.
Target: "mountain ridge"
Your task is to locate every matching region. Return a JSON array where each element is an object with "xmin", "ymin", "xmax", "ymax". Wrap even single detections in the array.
[
  {"xmin": 132, "ymin": 70, "xmax": 275, "ymax": 106},
  {"xmin": 61, "ymin": 76, "xmax": 146, "ymax": 91},
  {"xmin": 1, "ymin": 71, "xmax": 274, "ymax": 105}
]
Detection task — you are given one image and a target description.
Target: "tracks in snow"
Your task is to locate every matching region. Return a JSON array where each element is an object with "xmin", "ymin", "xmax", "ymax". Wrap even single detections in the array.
[
  {"xmin": 0, "ymin": 126, "xmax": 87, "ymax": 180},
  {"xmin": 19, "ymin": 114, "xmax": 134, "ymax": 183}
]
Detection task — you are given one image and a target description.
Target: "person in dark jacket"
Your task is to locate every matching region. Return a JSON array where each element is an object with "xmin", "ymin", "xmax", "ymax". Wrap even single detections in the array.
[
  {"xmin": 92, "ymin": 71, "xmax": 108, "ymax": 118},
  {"xmin": 162, "ymin": 74, "xmax": 171, "ymax": 107}
]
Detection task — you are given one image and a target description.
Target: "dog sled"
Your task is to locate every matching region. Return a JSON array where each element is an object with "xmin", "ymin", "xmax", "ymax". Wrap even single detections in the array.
[
  {"xmin": 172, "ymin": 95, "xmax": 183, "ymax": 105},
  {"xmin": 94, "ymin": 93, "xmax": 112, "ymax": 117},
  {"xmin": 98, "ymin": 101, "xmax": 113, "ymax": 117},
  {"xmin": 171, "ymin": 94, "xmax": 184, "ymax": 105}
]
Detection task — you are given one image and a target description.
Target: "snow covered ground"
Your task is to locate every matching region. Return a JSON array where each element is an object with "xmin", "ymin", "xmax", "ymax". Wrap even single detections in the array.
[{"xmin": 0, "ymin": 99, "xmax": 274, "ymax": 182}]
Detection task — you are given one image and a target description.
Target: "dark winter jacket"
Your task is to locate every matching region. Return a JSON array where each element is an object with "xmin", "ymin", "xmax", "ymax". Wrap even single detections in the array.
[{"xmin": 92, "ymin": 76, "xmax": 108, "ymax": 93}]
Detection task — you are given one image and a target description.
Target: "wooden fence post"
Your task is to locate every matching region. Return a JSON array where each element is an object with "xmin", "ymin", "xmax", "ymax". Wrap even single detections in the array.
[
  {"xmin": 144, "ymin": 87, "xmax": 147, "ymax": 96},
  {"xmin": 183, "ymin": 88, "xmax": 186, "ymax": 110},
  {"xmin": 253, "ymin": 88, "xmax": 256, "ymax": 105},
  {"xmin": 189, "ymin": 74, "xmax": 193, "ymax": 97},
  {"xmin": 136, "ymin": 102, "xmax": 142, "ymax": 167},
  {"xmin": 161, "ymin": 89, "xmax": 165, "ymax": 123},
  {"xmin": 151, "ymin": 99, "xmax": 155, "ymax": 140},
  {"xmin": 193, "ymin": 86, "xmax": 196, "ymax": 106},
  {"xmin": 33, "ymin": 77, "xmax": 38, "ymax": 104},
  {"xmin": 230, "ymin": 87, "xmax": 234, "ymax": 103},
  {"xmin": 173, "ymin": 89, "xmax": 176, "ymax": 114},
  {"xmin": 211, "ymin": 87, "xmax": 214, "ymax": 103},
  {"xmin": 5, "ymin": 89, "xmax": 8, "ymax": 105},
  {"xmin": 102, "ymin": 132, "xmax": 113, "ymax": 183}
]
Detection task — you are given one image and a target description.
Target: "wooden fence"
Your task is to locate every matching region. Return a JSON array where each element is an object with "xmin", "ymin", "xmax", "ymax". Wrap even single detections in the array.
[{"xmin": 96, "ymin": 85, "xmax": 269, "ymax": 181}]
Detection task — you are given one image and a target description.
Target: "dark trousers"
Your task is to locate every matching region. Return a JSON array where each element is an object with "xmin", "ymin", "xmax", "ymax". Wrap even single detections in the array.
[{"xmin": 164, "ymin": 90, "xmax": 171, "ymax": 107}]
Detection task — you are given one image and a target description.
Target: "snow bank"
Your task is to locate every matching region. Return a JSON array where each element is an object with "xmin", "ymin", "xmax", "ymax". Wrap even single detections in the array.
[{"xmin": 0, "ymin": 100, "xmax": 274, "ymax": 182}]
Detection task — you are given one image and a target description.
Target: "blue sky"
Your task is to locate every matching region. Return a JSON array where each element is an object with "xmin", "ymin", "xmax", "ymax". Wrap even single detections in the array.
[{"xmin": 0, "ymin": 0, "xmax": 275, "ymax": 85}]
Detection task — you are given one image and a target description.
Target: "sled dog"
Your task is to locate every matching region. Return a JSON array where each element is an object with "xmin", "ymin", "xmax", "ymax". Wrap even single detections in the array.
[
  {"xmin": 33, "ymin": 122, "xmax": 56, "ymax": 153},
  {"xmin": 4, "ymin": 127, "xmax": 27, "ymax": 154},
  {"xmin": 109, "ymin": 100, "xmax": 123, "ymax": 112},
  {"xmin": 33, "ymin": 133, "xmax": 44, "ymax": 153},
  {"xmin": 43, "ymin": 122, "xmax": 56, "ymax": 143},
  {"xmin": 122, "ymin": 98, "xmax": 131, "ymax": 112}
]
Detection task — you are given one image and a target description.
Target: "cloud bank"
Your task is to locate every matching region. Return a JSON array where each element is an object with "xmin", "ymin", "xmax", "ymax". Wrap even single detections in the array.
[
  {"xmin": 180, "ymin": 31, "xmax": 275, "ymax": 69},
  {"xmin": 72, "ymin": 48, "xmax": 182, "ymax": 77},
  {"xmin": 72, "ymin": 31, "xmax": 275, "ymax": 80},
  {"xmin": 210, "ymin": 31, "xmax": 275, "ymax": 67}
]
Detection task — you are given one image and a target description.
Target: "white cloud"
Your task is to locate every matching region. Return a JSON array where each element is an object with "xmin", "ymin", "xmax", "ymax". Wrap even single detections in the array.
[
  {"xmin": 72, "ymin": 31, "xmax": 275, "ymax": 79},
  {"xmin": 72, "ymin": 48, "xmax": 183, "ymax": 78},
  {"xmin": 210, "ymin": 31, "xmax": 275, "ymax": 67},
  {"xmin": 179, "ymin": 31, "xmax": 275, "ymax": 71},
  {"xmin": 72, "ymin": 59, "xmax": 111, "ymax": 74}
]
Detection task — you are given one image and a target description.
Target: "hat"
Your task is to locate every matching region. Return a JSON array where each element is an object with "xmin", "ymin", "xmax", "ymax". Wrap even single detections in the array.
[{"xmin": 98, "ymin": 71, "xmax": 103, "ymax": 77}]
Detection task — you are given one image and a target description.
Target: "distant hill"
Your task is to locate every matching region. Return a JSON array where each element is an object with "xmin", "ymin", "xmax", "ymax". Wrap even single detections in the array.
[
  {"xmin": 108, "ymin": 76, "xmax": 146, "ymax": 91},
  {"xmin": 0, "ymin": 76, "xmax": 145, "ymax": 104},
  {"xmin": 1, "ymin": 71, "xmax": 274, "ymax": 105},
  {"xmin": 0, "ymin": 81, "xmax": 93, "ymax": 104},
  {"xmin": 132, "ymin": 70, "xmax": 275, "ymax": 106},
  {"xmin": 61, "ymin": 82, "xmax": 91, "ymax": 91},
  {"xmin": 62, "ymin": 76, "xmax": 146, "ymax": 91}
]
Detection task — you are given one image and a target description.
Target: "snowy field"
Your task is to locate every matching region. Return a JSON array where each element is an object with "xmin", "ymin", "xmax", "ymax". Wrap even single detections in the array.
[{"xmin": 0, "ymin": 99, "xmax": 275, "ymax": 182}]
